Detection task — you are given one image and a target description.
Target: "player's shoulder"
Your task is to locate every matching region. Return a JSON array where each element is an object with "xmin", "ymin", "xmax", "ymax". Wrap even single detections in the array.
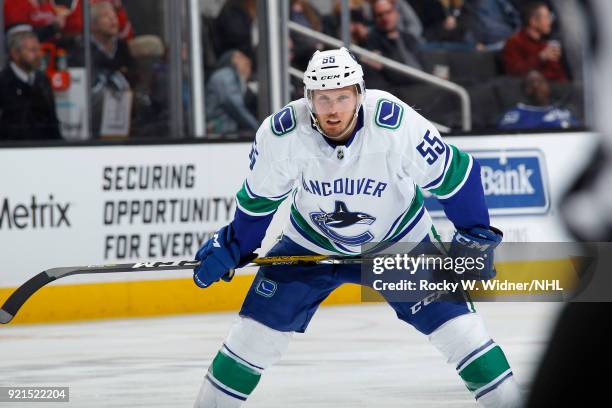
[
  {"xmin": 363, "ymin": 89, "xmax": 429, "ymax": 137},
  {"xmin": 263, "ymin": 98, "xmax": 310, "ymax": 138},
  {"xmin": 254, "ymin": 99, "xmax": 310, "ymax": 158}
]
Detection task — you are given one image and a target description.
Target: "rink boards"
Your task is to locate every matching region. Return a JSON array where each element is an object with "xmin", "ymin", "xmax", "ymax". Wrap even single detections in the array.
[{"xmin": 0, "ymin": 132, "xmax": 597, "ymax": 323}]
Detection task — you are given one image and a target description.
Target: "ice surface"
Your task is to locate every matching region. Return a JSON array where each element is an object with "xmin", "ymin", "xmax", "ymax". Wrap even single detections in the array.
[{"xmin": 0, "ymin": 302, "xmax": 561, "ymax": 407}]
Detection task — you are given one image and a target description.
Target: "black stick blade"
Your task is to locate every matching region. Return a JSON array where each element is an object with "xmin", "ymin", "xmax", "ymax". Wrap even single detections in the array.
[
  {"xmin": 0, "ymin": 309, "xmax": 12, "ymax": 324},
  {"xmin": 0, "ymin": 272, "xmax": 55, "ymax": 324}
]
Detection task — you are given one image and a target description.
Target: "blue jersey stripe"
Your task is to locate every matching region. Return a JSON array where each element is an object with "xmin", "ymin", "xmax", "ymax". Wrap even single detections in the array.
[
  {"xmin": 387, "ymin": 206, "xmax": 425, "ymax": 243},
  {"xmin": 422, "ymin": 144, "xmax": 451, "ymax": 189}
]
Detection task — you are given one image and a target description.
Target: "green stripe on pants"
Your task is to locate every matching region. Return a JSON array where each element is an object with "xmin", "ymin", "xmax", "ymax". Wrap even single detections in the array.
[
  {"xmin": 459, "ymin": 345, "xmax": 511, "ymax": 392},
  {"xmin": 209, "ymin": 351, "xmax": 261, "ymax": 396}
]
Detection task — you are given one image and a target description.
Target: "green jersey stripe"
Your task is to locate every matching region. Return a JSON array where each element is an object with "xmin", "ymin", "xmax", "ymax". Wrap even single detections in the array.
[
  {"xmin": 236, "ymin": 201, "xmax": 276, "ymax": 217},
  {"xmin": 209, "ymin": 350, "xmax": 261, "ymax": 396},
  {"xmin": 236, "ymin": 182, "xmax": 286, "ymax": 215},
  {"xmin": 429, "ymin": 145, "xmax": 471, "ymax": 198},
  {"xmin": 388, "ymin": 188, "xmax": 424, "ymax": 241},
  {"xmin": 437, "ymin": 155, "xmax": 472, "ymax": 200},
  {"xmin": 458, "ymin": 345, "xmax": 512, "ymax": 393},
  {"xmin": 290, "ymin": 205, "xmax": 346, "ymax": 254}
]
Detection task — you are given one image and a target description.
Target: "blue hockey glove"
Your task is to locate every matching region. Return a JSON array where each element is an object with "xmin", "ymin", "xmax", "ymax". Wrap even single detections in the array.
[
  {"xmin": 449, "ymin": 226, "xmax": 503, "ymax": 281},
  {"xmin": 193, "ymin": 225, "xmax": 255, "ymax": 288}
]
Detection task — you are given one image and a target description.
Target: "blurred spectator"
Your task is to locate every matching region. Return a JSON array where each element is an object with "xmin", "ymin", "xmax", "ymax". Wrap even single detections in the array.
[
  {"xmin": 467, "ymin": 0, "xmax": 521, "ymax": 50},
  {"xmin": 393, "ymin": 0, "xmax": 424, "ymax": 41},
  {"xmin": 365, "ymin": 0, "xmax": 422, "ymax": 90},
  {"xmin": 206, "ymin": 50, "xmax": 258, "ymax": 135},
  {"xmin": 89, "ymin": 2, "xmax": 134, "ymax": 86},
  {"xmin": 3, "ymin": 0, "xmax": 67, "ymax": 42},
  {"xmin": 502, "ymin": 1, "xmax": 567, "ymax": 82},
  {"xmin": 0, "ymin": 29, "xmax": 62, "ymax": 141},
  {"xmin": 214, "ymin": 0, "xmax": 257, "ymax": 64},
  {"xmin": 323, "ymin": 0, "xmax": 371, "ymax": 46},
  {"xmin": 368, "ymin": 0, "xmax": 422, "ymax": 67},
  {"xmin": 128, "ymin": 35, "xmax": 169, "ymax": 137},
  {"xmin": 421, "ymin": 0, "xmax": 474, "ymax": 48},
  {"xmin": 287, "ymin": 36, "xmax": 305, "ymax": 100},
  {"xmin": 366, "ymin": 0, "xmax": 423, "ymax": 41},
  {"xmin": 61, "ymin": 0, "xmax": 134, "ymax": 40},
  {"xmin": 498, "ymin": 70, "xmax": 578, "ymax": 129},
  {"xmin": 88, "ymin": 1, "xmax": 134, "ymax": 137},
  {"xmin": 290, "ymin": 0, "xmax": 323, "ymax": 70}
]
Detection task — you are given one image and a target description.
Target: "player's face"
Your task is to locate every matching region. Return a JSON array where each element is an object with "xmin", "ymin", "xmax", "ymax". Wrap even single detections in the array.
[{"xmin": 312, "ymin": 86, "xmax": 358, "ymax": 139}]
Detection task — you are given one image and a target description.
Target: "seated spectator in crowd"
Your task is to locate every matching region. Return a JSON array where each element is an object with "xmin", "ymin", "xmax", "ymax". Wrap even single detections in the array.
[
  {"xmin": 323, "ymin": 0, "xmax": 371, "ymax": 47},
  {"xmin": 61, "ymin": 0, "xmax": 134, "ymax": 40},
  {"xmin": 214, "ymin": 0, "xmax": 257, "ymax": 64},
  {"xmin": 421, "ymin": 0, "xmax": 474, "ymax": 48},
  {"xmin": 498, "ymin": 70, "xmax": 578, "ymax": 130},
  {"xmin": 365, "ymin": 0, "xmax": 422, "ymax": 90},
  {"xmin": 206, "ymin": 50, "xmax": 258, "ymax": 135},
  {"xmin": 0, "ymin": 29, "xmax": 62, "ymax": 141},
  {"xmin": 3, "ymin": 0, "xmax": 67, "ymax": 42},
  {"xmin": 468, "ymin": 0, "xmax": 521, "ymax": 50},
  {"xmin": 369, "ymin": 0, "xmax": 423, "ymax": 42},
  {"xmin": 502, "ymin": 1, "xmax": 567, "ymax": 82},
  {"xmin": 290, "ymin": 0, "xmax": 323, "ymax": 70}
]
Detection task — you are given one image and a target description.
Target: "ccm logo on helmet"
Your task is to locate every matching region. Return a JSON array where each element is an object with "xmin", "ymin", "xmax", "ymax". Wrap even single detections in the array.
[{"xmin": 321, "ymin": 75, "xmax": 341, "ymax": 80}]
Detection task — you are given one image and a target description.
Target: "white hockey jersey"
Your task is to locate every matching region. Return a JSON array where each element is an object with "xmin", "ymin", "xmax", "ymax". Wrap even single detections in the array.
[{"xmin": 235, "ymin": 90, "xmax": 473, "ymax": 255}]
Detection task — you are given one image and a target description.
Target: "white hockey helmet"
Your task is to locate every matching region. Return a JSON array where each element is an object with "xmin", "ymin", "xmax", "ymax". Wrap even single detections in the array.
[{"xmin": 303, "ymin": 47, "xmax": 366, "ymax": 138}]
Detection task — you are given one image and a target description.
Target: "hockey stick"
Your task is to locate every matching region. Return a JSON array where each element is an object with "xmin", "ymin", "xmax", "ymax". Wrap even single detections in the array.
[{"xmin": 0, "ymin": 255, "xmax": 366, "ymax": 325}]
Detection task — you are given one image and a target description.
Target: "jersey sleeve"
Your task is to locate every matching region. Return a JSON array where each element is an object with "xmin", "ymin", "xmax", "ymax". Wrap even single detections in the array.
[
  {"xmin": 231, "ymin": 122, "xmax": 295, "ymax": 256},
  {"xmin": 402, "ymin": 111, "xmax": 489, "ymax": 230}
]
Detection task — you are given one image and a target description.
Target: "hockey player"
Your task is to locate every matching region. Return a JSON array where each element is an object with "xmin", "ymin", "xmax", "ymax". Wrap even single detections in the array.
[{"xmin": 193, "ymin": 47, "xmax": 521, "ymax": 407}]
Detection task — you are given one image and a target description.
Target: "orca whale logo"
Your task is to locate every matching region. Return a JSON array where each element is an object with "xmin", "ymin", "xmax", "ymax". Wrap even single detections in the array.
[{"xmin": 310, "ymin": 201, "xmax": 376, "ymax": 246}]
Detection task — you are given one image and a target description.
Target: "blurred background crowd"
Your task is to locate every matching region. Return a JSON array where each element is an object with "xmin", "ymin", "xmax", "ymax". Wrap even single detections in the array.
[{"xmin": 0, "ymin": 0, "xmax": 585, "ymax": 141}]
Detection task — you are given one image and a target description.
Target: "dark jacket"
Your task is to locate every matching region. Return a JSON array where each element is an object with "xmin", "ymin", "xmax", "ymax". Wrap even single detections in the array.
[
  {"xmin": 0, "ymin": 65, "xmax": 62, "ymax": 141},
  {"xmin": 86, "ymin": 39, "xmax": 135, "ymax": 138},
  {"xmin": 67, "ymin": 38, "xmax": 135, "ymax": 90},
  {"xmin": 469, "ymin": 0, "xmax": 520, "ymax": 46},
  {"xmin": 214, "ymin": 3, "xmax": 255, "ymax": 62},
  {"xmin": 365, "ymin": 28, "xmax": 422, "ymax": 85},
  {"xmin": 91, "ymin": 39, "xmax": 135, "ymax": 87},
  {"xmin": 422, "ymin": 2, "xmax": 470, "ymax": 43}
]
